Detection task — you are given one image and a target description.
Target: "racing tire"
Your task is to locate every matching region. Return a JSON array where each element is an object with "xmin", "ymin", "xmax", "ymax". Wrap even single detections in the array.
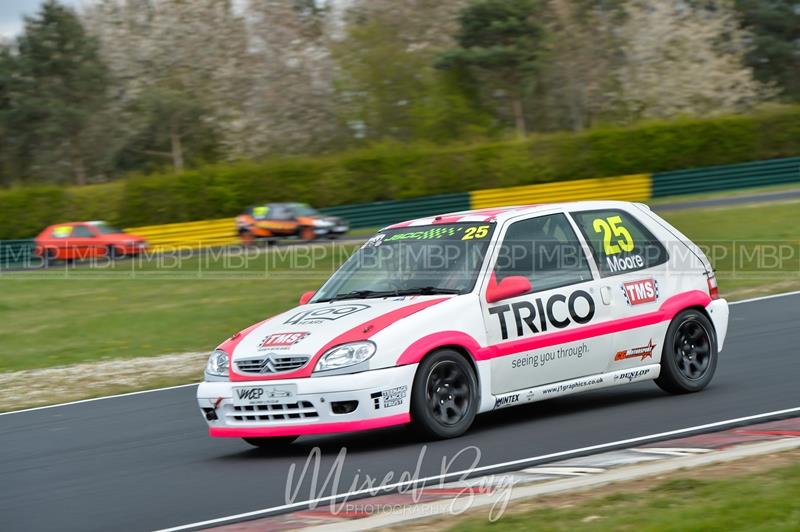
[
  {"xmin": 240, "ymin": 231, "xmax": 256, "ymax": 246},
  {"xmin": 411, "ymin": 349, "xmax": 478, "ymax": 440},
  {"xmin": 106, "ymin": 245, "xmax": 122, "ymax": 260},
  {"xmin": 655, "ymin": 309, "xmax": 717, "ymax": 394},
  {"xmin": 242, "ymin": 436, "xmax": 298, "ymax": 448},
  {"xmin": 42, "ymin": 248, "xmax": 58, "ymax": 267},
  {"xmin": 300, "ymin": 226, "xmax": 316, "ymax": 241}
]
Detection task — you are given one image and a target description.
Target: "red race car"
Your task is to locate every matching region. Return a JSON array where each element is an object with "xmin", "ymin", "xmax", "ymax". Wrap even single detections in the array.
[{"xmin": 34, "ymin": 221, "xmax": 148, "ymax": 262}]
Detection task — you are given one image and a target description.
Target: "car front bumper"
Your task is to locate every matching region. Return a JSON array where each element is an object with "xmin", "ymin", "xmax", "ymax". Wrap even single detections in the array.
[{"xmin": 197, "ymin": 364, "xmax": 417, "ymax": 438}]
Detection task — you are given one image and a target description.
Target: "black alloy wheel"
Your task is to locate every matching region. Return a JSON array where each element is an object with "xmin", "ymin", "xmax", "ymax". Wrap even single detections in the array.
[
  {"xmin": 655, "ymin": 309, "xmax": 718, "ymax": 394},
  {"xmin": 411, "ymin": 349, "xmax": 478, "ymax": 439}
]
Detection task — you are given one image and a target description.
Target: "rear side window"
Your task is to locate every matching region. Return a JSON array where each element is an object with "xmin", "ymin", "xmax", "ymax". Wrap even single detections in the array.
[
  {"xmin": 570, "ymin": 209, "xmax": 668, "ymax": 277},
  {"xmin": 71, "ymin": 226, "xmax": 95, "ymax": 238}
]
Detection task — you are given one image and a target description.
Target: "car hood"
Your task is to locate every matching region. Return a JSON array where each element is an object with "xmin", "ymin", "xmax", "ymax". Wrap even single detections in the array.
[{"xmin": 230, "ymin": 296, "xmax": 449, "ymax": 362}]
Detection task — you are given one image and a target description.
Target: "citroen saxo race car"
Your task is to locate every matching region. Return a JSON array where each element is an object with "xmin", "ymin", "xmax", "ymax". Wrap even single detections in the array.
[
  {"xmin": 235, "ymin": 203, "xmax": 349, "ymax": 244},
  {"xmin": 198, "ymin": 201, "xmax": 729, "ymax": 447}
]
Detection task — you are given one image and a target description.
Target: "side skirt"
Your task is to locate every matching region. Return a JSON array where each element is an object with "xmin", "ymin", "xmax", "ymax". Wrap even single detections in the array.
[{"xmin": 490, "ymin": 364, "xmax": 661, "ymax": 411}]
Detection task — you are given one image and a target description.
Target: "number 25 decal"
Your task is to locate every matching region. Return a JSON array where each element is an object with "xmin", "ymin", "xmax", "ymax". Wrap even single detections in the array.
[
  {"xmin": 592, "ymin": 216, "xmax": 634, "ymax": 255},
  {"xmin": 462, "ymin": 225, "xmax": 490, "ymax": 240}
]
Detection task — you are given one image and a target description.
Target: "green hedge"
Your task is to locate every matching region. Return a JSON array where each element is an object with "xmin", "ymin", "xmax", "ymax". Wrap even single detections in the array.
[{"xmin": 1, "ymin": 107, "xmax": 799, "ymax": 238}]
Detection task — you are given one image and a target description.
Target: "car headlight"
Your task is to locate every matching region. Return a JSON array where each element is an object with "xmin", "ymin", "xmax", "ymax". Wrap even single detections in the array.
[
  {"xmin": 313, "ymin": 219, "xmax": 334, "ymax": 228},
  {"xmin": 314, "ymin": 341, "xmax": 376, "ymax": 373},
  {"xmin": 205, "ymin": 349, "xmax": 229, "ymax": 377}
]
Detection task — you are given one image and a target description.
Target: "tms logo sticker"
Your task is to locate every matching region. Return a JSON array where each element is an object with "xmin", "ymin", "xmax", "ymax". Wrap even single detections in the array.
[
  {"xmin": 284, "ymin": 304, "xmax": 370, "ymax": 325},
  {"xmin": 488, "ymin": 290, "xmax": 596, "ymax": 340},
  {"xmin": 258, "ymin": 332, "xmax": 309, "ymax": 350},
  {"xmin": 494, "ymin": 393, "xmax": 520, "ymax": 409},
  {"xmin": 615, "ymin": 339, "xmax": 657, "ymax": 361},
  {"xmin": 622, "ymin": 278, "xmax": 659, "ymax": 305}
]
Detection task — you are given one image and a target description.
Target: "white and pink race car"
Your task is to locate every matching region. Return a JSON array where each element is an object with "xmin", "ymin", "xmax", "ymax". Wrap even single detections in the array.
[{"xmin": 198, "ymin": 201, "xmax": 729, "ymax": 446}]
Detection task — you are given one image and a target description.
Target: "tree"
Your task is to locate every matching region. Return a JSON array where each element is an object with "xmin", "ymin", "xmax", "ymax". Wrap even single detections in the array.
[
  {"xmin": 85, "ymin": 0, "xmax": 249, "ymax": 171},
  {"xmin": 615, "ymin": 0, "xmax": 770, "ymax": 120},
  {"xmin": 437, "ymin": 0, "xmax": 544, "ymax": 136},
  {"xmin": 2, "ymin": 0, "xmax": 111, "ymax": 185},
  {"xmin": 734, "ymin": 0, "xmax": 800, "ymax": 100},
  {"xmin": 233, "ymin": 0, "xmax": 341, "ymax": 157},
  {"xmin": 534, "ymin": 0, "xmax": 622, "ymax": 131}
]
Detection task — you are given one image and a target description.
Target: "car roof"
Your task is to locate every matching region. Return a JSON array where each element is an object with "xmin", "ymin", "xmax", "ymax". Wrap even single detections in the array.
[{"xmin": 382, "ymin": 201, "xmax": 647, "ymax": 230}]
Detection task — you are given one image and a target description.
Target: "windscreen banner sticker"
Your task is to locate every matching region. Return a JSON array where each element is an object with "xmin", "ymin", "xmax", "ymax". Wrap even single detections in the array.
[
  {"xmin": 488, "ymin": 290, "xmax": 595, "ymax": 340},
  {"xmin": 621, "ymin": 278, "xmax": 659, "ymax": 305},
  {"xmin": 283, "ymin": 304, "xmax": 370, "ymax": 325},
  {"xmin": 378, "ymin": 223, "xmax": 494, "ymax": 244}
]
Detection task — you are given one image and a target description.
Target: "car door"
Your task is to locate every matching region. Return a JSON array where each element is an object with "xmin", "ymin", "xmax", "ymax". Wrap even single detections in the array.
[
  {"xmin": 67, "ymin": 224, "xmax": 101, "ymax": 259},
  {"xmin": 569, "ymin": 208, "xmax": 671, "ymax": 372},
  {"xmin": 480, "ymin": 211, "xmax": 612, "ymax": 395},
  {"xmin": 48, "ymin": 225, "xmax": 74, "ymax": 259}
]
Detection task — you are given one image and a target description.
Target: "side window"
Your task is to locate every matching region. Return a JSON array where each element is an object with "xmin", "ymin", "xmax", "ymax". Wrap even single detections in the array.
[
  {"xmin": 71, "ymin": 225, "xmax": 95, "ymax": 238},
  {"xmin": 51, "ymin": 226, "xmax": 74, "ymax": 238},
  {"xmin": 252, "ymin": 205, "xmax": 270, "ymax": 220},
  {"xmin": 571, "ymin": 209, "xmax": 668, "ymax": 277},
  {"xmin": 269, "ymin": 206, "xmax": 294, "ymax": 220},
  {"xmin": 493, "ymin": 213, "xmax": 593, "ymax": 293}
]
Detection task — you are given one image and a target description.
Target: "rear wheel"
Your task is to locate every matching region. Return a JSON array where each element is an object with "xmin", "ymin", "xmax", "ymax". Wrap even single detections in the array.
[
  {"xmin": 300, "ymin": 226, "xmax": 316, "ymax": 241},
  {"xmin": 242, "ymin": 436, "xmax": 297, "ymax": 448},
  {"xmin": 411, "ymin": 350, "xmax": 478, "ymax": 439},
  {"xmin": 43, "ymin": 248, "xmax": 58, "ymax": 266},
  {"xmin": 655, "ymin": 309, "xmax": 717, "ymax": 394}
]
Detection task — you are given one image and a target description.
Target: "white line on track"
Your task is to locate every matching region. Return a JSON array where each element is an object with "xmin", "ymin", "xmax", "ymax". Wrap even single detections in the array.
[
  {"xmin": 157, "ymin": 406, "xmax": 800, "ymax": 532},
  {"xmin": 0, "ymin": 382, "xmax": 198, "ymax": 417},
  {"xmin": 728, "ymin": 289, "xmax": 800, "ymax": 306},
  {"xmin": 1, "ymin": 289, "xmax": 798, "ymax": 418}
]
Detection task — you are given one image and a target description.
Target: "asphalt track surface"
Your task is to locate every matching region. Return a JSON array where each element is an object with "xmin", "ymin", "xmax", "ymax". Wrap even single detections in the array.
[{"xmin": 2, "ymin": 293, "xmax": 799, "ymax": 531}]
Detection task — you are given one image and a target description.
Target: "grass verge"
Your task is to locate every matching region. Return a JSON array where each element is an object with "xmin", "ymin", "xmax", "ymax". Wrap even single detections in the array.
[{"xmin": 435, "ymin": 449, "xmax": 800, "ymax": 532}]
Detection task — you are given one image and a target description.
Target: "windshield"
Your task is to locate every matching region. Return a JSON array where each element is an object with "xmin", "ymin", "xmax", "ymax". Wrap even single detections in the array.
[
  {"xmin": 312, "ymin": 222, "xmax": 496, "ymax": 302},
  {"xmin": 92, "ymin": 222, "xmax": 123, "ymax": 235}
]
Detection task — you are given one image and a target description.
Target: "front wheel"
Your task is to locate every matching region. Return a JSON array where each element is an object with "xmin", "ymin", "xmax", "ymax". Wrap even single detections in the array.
[
  {"xmin": 242, "ymin": 436, "xmax": 298, "ymax": 448},
  {"xmin": 411, "ymin": 350, "xmax": 478, "ymax": 440},
  {"xmin": 655, "ymin": 309, "xmax": 717, "ymax": 394}
]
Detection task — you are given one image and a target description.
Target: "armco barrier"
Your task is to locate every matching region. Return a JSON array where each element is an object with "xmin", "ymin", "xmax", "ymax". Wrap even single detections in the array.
[
  {"xmin": 0, "ymin": 240, "xmax": 35, "ymax": 270},
  {"xmin": 652, "ymin": 157, "xmax": 800, "ymax": 198},
  {"xmin": 2, "ymin": 157, "xmax": 798, "ymax": 259},
  {"xmin": 319, "ymin": 192, "xmax": 471, "ymax": 229},
  {"xmin": 469, "ymin": 174, "xmax": 651, "ymax": 209},
  {"xmin": 124, "ymin": 218, "xmax": 238, "ymax": 252}
]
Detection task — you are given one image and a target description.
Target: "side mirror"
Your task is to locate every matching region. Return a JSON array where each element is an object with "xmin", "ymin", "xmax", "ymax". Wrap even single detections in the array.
[
  {"xmin": 299, "ymin": 291, "xmax": 315, "ymax": 305},
  {"xmin": 486, "ymin": 276, "xmax": 532, "ymax": 303}
]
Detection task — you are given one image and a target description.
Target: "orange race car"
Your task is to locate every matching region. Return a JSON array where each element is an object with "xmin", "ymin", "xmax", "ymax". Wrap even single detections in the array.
[{"xmin": 235, "ymin": 203, "xmax": 349, "ymax": 244}]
